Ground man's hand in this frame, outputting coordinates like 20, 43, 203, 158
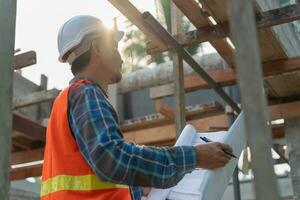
142, 187, 151, 196
195, 142, 233, 169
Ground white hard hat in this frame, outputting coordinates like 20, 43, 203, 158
57, 15, 124, 64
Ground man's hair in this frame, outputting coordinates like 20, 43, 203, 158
71, 49, 91, 76
70, 37, 102, 76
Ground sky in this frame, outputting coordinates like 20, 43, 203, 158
15, 0, 156, 89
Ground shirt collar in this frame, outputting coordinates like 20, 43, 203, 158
69, 76, 109, 98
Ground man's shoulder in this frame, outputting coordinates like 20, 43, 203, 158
68, 80, 105, 103
69, 80, 95, 94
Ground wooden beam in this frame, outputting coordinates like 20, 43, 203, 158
8, 121, 286, 168
122, 102, 224, 132
123, 114, 228, 145
269, 101, 300, 120
108, 0, 167, 50
147, 4, 300, 54
8, 122, 287, 181
171, 0, 235, 67
147, 24, 228, 55
12, 137, 36, 150
201, 0, 287, 63
0, 0, 17, 198
256, 4, 300, 28
171, 2, 186, 137
143, 11, 241, 113
272, 125, 285, 139
14, 51, 37, 70
10, 164, 42, 180
154, 99, 175, 121
8, 100, 300, 180
123, 99, 297, 146
150, 57, 300, 99
150, 68, 236, 99
13, 114, 46, 142
11, 148, 44, 165
13, 89, 59, 109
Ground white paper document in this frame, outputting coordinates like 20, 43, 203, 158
147, 112, 246, 200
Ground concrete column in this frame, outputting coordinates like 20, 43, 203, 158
285, 118, 300, 199
0, 0, 17, 199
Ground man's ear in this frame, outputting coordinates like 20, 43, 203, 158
91, 40, 102, 57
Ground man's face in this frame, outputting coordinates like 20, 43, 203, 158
97, 31, 123, 84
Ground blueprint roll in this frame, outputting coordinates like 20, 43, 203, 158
147, 125, 198, 200
147, 112, 246, 200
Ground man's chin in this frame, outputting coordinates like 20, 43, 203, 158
110, 73, 122, 84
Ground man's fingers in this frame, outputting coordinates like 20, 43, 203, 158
220, 143, 233, 153
220, 151, 232, 160
219, 157, 230, 167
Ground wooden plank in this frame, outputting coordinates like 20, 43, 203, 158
150, 68, 235, 99
12, 137, 36, 150
256, 4, 300, 28
13, 89, 59, 109
154, 99, 175, 121
108, 0, 167, 50
150, 57, 300, 99
12, 114, 46, 142
8, 120, 286, 168
201, 0, 287, 62
269, 101, 300, 120
272, 125, 285, 139
7, 122, 286, 181
172, 0, 235, 67
148, 4, 300, 54
171, 2, 186, 137
123, 115, 228, 145
11, 148, 44, 165
14, 51, 37, 70
265, 71, 300, 97
122, 102, 224, 132
7, 100, 300, 180
0, 0, 17, 198
228, 0, 280, 198
142, 11, 241, 113
10, 164, 42, 180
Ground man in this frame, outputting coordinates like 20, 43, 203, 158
41, 15, 233, 200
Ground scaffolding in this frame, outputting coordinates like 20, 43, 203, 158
1, 0, 300, 199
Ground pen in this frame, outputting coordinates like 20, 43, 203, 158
199, 136, 237, 158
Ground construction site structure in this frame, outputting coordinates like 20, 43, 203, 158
1, 0, 300, 199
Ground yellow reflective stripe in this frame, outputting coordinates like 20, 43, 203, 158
40, 174, 129, 197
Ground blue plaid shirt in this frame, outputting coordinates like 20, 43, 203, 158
68, 78, 197, 200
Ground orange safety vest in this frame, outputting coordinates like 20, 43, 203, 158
41, 80, 131, 200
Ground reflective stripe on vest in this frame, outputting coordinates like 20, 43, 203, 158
41, 174, 129, 197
